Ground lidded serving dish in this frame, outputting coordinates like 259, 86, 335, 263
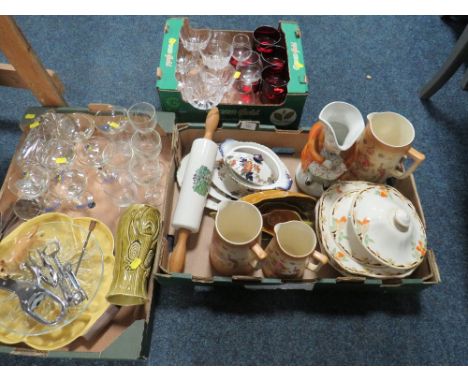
316, 181, 427, 279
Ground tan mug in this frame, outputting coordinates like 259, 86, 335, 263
209, 201, 267, 276
350, 112, 425, 183
262, 220, 328, 279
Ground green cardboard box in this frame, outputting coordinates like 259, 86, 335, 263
156, 17, 309, 129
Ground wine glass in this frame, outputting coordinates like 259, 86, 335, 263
127, 102, 157, 133
179, 23, 212, 57
57, 113, 96, 143
95, 106, 130, 138
102, 172, 137, 208
230, 33, 252, 67
131, 130, 162, 159
75, 135, 110, 183
49, 169, 88, 202
41, 138, 75, 172
8, 164, 49, 201
102, 139, 133, 181
15, 132, 45, 169
129, 156, 163, 206
235, 53, 263, 94
200, 40, 233, 71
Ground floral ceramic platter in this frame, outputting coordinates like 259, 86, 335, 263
316, 181, 414, 278
216, 139, 292, 198
350, 185, 427, 270
332, 190, 383, 266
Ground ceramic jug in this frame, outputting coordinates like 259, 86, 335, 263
349, 112, 425, 183
296, 101, 365, 197
209, 200, 267, 276
262, 220, 328, 279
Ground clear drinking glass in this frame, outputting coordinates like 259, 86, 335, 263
102, 139, 133, 181
15, 132, 45, 168
49, 169, 88, 201
102, 172, 137, 208
181, 70, 225, 110
75, 135, 110, 183
58, 113, 96, 143
127, 102, 157, 133
41, 138, 75, 171
179, 23, 212, 56
200, 40, 233, 71
230, 33, 252, 67
131, 130, 162, 159
95, 106, 130, 137
8, 164, 49, 200
235, 53, 263, 94
129, 156, 163, 206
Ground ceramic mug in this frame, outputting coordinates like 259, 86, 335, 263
209, 201, 267, 276
262, 220, 328, 279
349, 112, 425, 183
106, 204, 161, 306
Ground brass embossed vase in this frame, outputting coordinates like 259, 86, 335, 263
106, 204, 161, 306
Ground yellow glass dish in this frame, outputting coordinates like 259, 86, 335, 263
0, 214, 114, 351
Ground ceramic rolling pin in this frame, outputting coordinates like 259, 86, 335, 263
169, 107, 220, 273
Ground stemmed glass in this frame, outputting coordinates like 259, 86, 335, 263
230, 34, 252, 67
75, 135, 110, 183
4, 165, 51, 235
127, 102, 157, 133
40, 138, 75, 172
95, 106, 130, 138
57, 113, 96, 143
200, 40, 233, 71
131, 130, 162, 159
235, 52, 263, 94
179, 23, 212, 58
129, 156, 164, 207
101, 140, 137, 208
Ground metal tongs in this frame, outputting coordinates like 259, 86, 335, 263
0, 240, 88, 326
0, 277, 67, 326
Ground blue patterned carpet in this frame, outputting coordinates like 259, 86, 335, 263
0, 16, 467, 365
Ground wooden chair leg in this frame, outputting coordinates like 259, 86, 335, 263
419, 25, 468, 99
0, 16, 67, 107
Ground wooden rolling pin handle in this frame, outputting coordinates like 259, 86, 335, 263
168, 228, 190, 273
203, 107, 220, 141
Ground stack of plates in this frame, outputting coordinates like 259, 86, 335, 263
316, 181, 427, 279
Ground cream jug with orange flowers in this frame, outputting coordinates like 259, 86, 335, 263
349, 112, 425, 183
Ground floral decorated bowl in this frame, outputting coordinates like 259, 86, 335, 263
220, 139, 292, 194
224, 145, 279, 189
